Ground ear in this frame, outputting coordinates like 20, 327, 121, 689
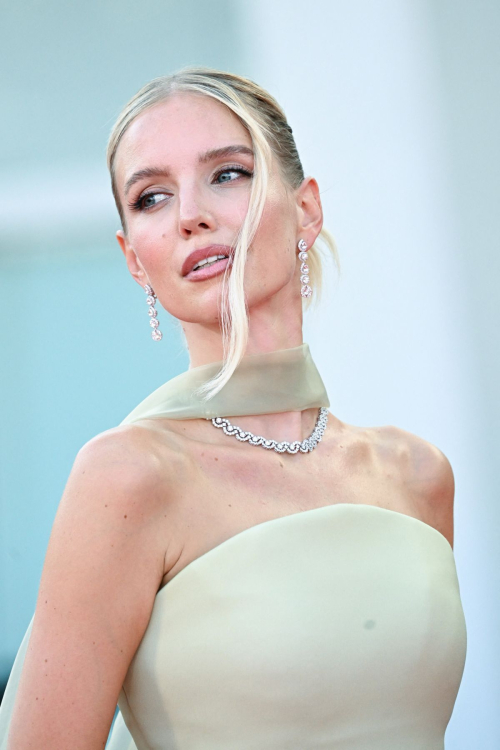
295, 176, 323, 248
116, 230, 149, 288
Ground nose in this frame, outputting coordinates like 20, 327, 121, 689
178, 185, 217, 239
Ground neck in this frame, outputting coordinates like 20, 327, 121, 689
181, 288, 304, 368
181, 308, 310, 440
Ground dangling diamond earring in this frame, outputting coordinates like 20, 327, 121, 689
144, 284, 163, 341
298, 239, 312, 298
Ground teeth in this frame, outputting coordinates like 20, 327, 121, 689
192, 254, 228, 272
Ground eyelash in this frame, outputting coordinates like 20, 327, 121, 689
127, 165, 253, 212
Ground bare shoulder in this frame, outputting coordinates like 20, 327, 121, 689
372, 424, 455, 547
63, 423, 171, 535
81, 417, 185, 474
77, 417, 193, 498
379, 424, 455, 497
67, 419, 193, 560
7, 421, 183, 748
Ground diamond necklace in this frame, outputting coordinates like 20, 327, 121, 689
206, 407, 329, 454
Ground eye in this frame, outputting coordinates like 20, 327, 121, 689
128, 191, 170, 212
142, 193, 168, 208
213, 166, 253, 184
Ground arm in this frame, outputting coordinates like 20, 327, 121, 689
6, 426, 171, 749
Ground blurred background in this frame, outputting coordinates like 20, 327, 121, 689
0, 0, 498, 747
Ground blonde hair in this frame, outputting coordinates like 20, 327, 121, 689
106, 66, 340, 401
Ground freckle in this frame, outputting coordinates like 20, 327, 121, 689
36, 697, 38, 700
214, 457, 218, 461
124, 514, 127, 518
105, 504, 108, 507
45, 659, 48, 662
45, 600, 47, 604
228, 504, 232, 507
279, 461, 283, 468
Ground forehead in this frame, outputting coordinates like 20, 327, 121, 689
114, 92, 252, 186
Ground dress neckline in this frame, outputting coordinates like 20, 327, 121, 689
156, 503, 455, 596
120, 342, 330, 424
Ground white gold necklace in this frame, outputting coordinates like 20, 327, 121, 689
207, 407, 328, 454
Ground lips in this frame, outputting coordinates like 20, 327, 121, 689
182, 244, 234, 279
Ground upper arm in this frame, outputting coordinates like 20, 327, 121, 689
393, 426, 456, 548
8, 426, 171, 749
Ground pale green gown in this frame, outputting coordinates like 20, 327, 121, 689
0, 344, 467, 749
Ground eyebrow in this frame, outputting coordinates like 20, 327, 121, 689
124, 144, 254, 196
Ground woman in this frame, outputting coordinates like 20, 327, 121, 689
0, 67, 466, 749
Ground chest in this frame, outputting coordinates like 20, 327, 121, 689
161, 428, 411, 585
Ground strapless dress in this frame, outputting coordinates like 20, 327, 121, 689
104, 502, 466, 750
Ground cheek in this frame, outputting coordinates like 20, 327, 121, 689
126, 217, 174, 273
256, 189, 296, 261
244, 196, 297, 300
217, 191, 252, 236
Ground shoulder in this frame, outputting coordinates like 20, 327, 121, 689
371, 425, 455, 547
50, 421, 189, 568
381, 425, 454, 494
53, 422, 179, 575
42, 421, 191, 654
9, 422, 185, 747
76, 419, 189, 494
372, 425, 453, 485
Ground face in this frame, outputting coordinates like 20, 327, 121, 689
114, 92, 320, 327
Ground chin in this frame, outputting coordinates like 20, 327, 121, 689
168, 301, 224, 328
